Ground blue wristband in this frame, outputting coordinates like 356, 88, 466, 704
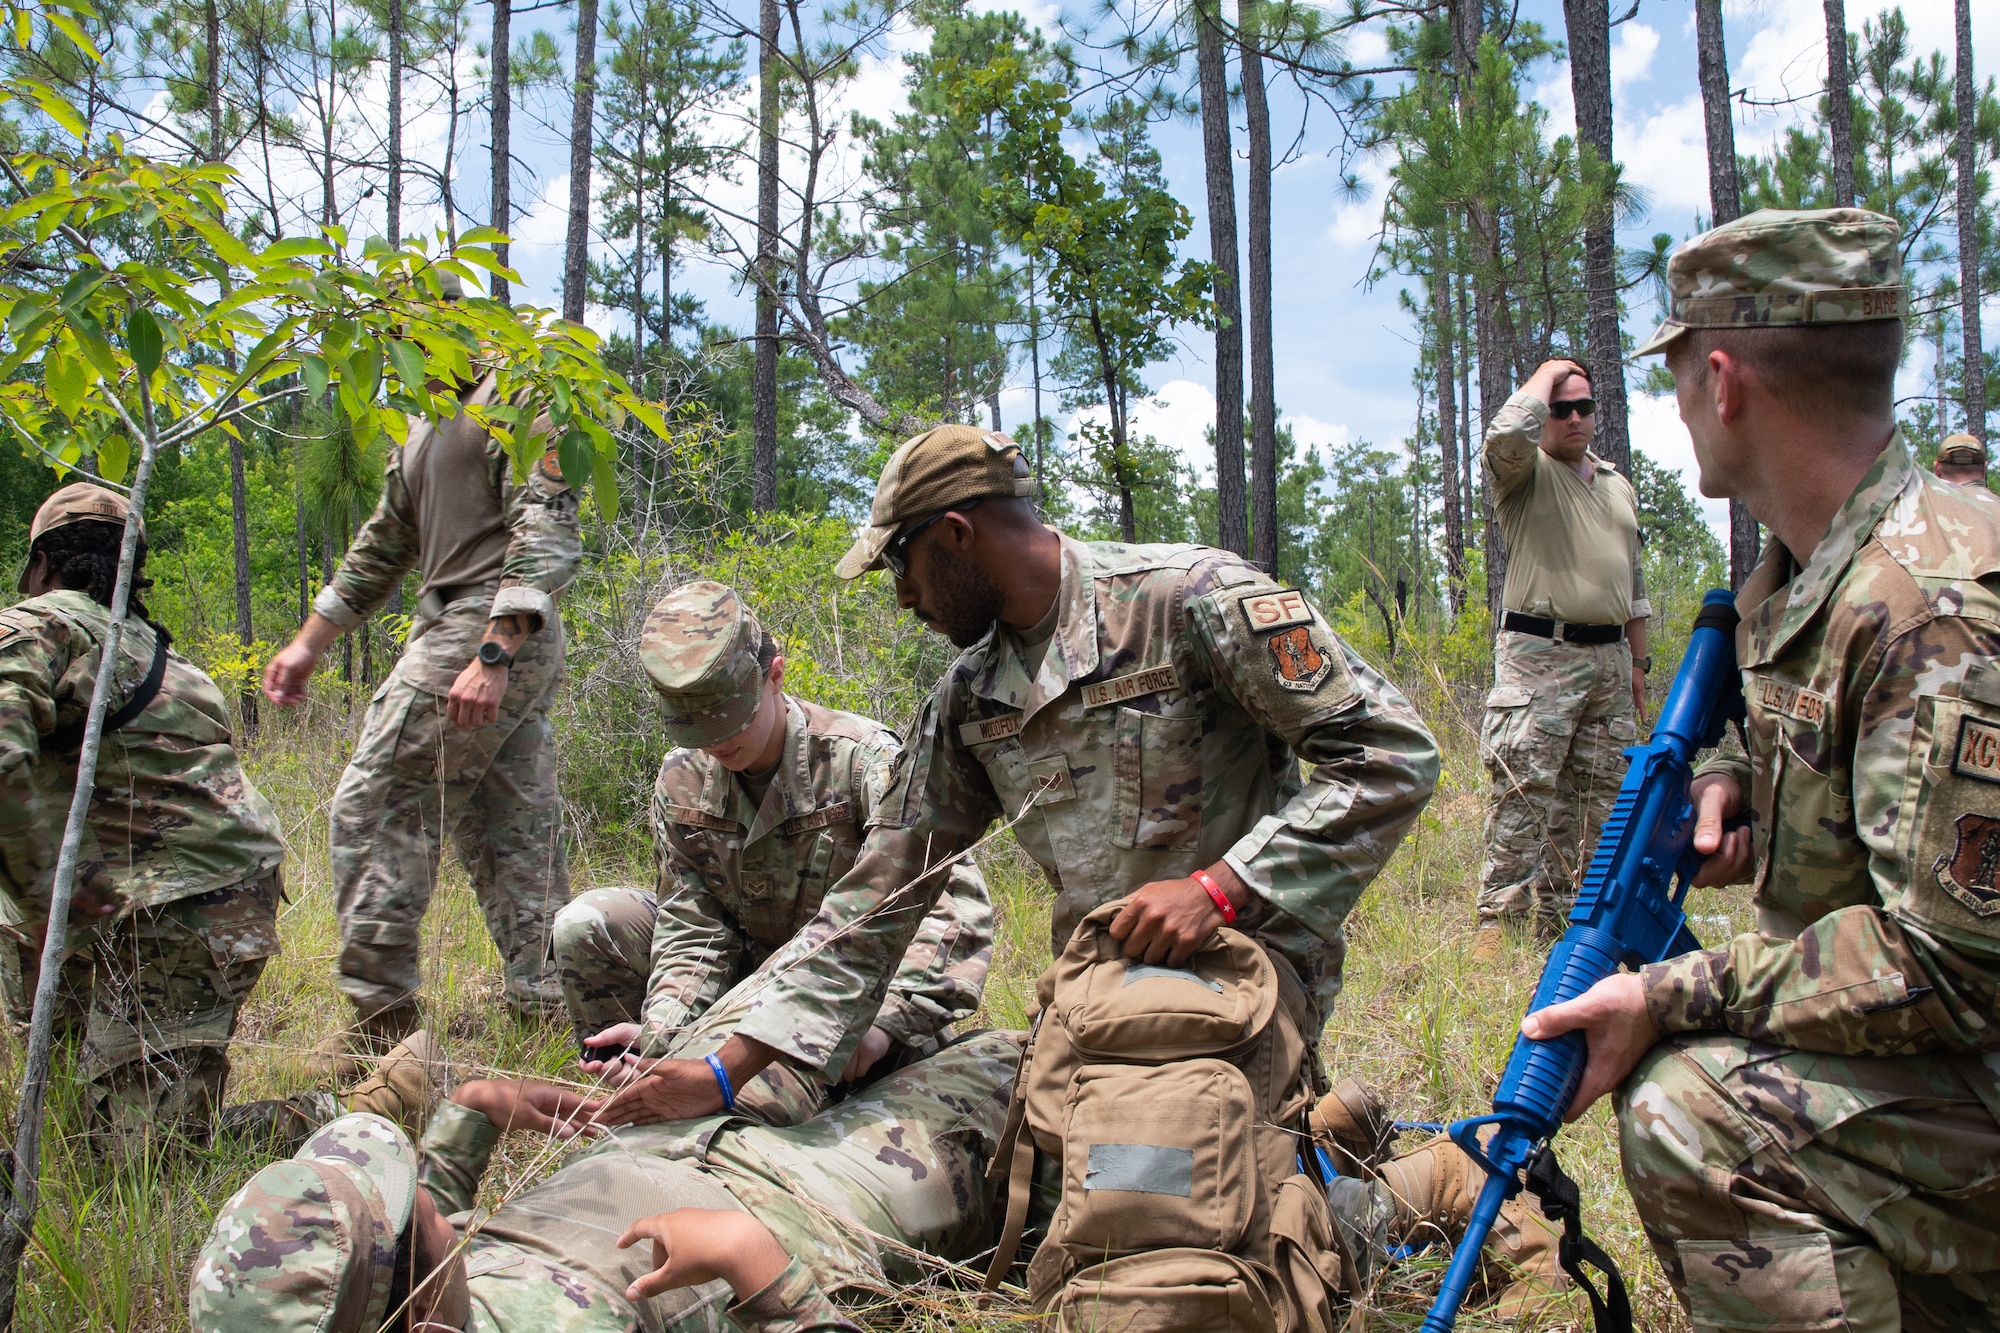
703, 1052, 736, 1110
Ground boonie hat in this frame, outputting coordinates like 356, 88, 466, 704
18, 482, 142, 593
1636, 207, 1906, 357
1939, 432, 1987, 465
834, 424, 1035, 579
639, 580, 771, 748
188, 1113, 419, 1333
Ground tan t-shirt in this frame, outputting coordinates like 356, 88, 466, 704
1483, 390, 1650, 625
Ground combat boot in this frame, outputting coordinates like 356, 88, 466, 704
300, 1000, 422, 1084
1375, 1133, 1566, 1320
338, 1030, 447, 1136
1468, 926, 1506, 964
1309, 1077, 1395, 1175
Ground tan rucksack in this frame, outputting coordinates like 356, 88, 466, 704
984, 901, 1359, 1332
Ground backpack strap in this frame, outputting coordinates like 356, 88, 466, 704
980, 1040, 1037, 1297
45, 618, 172, 754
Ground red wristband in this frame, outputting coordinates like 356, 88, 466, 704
1191, 867, 1236, 924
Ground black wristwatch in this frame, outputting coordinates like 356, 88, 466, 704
477, 640, 516, 669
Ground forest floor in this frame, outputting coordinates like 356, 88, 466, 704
1, 696, 1742, 1332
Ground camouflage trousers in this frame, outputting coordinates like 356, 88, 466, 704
330, 627, 570, 1017
1619, 1033, 2000, 1332
3, 871, 280, 1156
552, 886, 830, 1127
1478, 630, 1639, 929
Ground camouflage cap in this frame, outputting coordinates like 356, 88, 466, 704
640, 580, 771, 748
189, 1113, 419, 1333
19, 482, 144, 593
1635, 207, 1906, 357
1939, 432, 1987, 465
834, 424, 1035, 579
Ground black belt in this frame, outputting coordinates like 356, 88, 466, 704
1502, 611, 1624, 645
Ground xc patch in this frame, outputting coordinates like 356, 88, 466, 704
1269, 626, 1334, 693
1934, 812, 2000, 916
1953, 716, 2000, 786
1238, 587, 1314, 634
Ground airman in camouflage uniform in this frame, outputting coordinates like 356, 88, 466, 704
1479, 359, 1651, 950
262, 371, 581, 1053
0, 485, 286, 1153
1530, 209, 2000, 1332
608, 424, 1437, 1115
553, 580, 990, 1125
188, 1029, 1027, 1333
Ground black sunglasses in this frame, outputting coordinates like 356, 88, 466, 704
882, 498, 983, 579
1549, 397, 1597, 420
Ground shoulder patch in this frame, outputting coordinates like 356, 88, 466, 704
536, 446, 572, 490
1267, 626, 1336, 693
1934, 812, 2000, 916
1237, 587, 1315, 635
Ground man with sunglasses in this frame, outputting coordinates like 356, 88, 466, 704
1474, 357, 1650, 962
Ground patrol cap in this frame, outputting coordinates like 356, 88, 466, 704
1635, 207, 1906, 357
639, 580, 771, 748
18, 482, 143, 593
188, 1113, 419, 1333
834, 424, 1035, 580
1939, 432, 1987, 465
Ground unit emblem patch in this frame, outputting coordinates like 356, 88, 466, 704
1269, 626, 1334, 693
1238, 587, 1315, 635
1935, 812, 2000, 916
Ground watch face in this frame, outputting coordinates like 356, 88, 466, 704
479, 641, 506, 665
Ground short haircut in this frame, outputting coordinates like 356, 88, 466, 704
384, 1221, 416, 1331
1682, 321, 1902, 426
755, 629, 778, 674
29, 518, 152, 618
1555, 360, 1593, 394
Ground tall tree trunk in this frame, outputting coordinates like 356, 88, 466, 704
205, 0, 223, 158
490, 0, 511, 304
387, 0, 403, 241
633, 66, 647, 382
1458, 265, 1472, 539
1696, 0, 1739, 227
1241, 0, 1276, 571
1825, 0, 1856, 207
563, 0, 598, 323
1698, 0, 1760, 586
752, 0, 780, 512
1476, 280, 1511, 619
203, 0, 255, 666
1196, 0, 1246, 556
1435, 251, 1465, 614
1029, 250, 1044, 494
1564, 0, 1630, 474
1957, 0, 1986, 438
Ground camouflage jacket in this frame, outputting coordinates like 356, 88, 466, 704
733, 536, 1440, 1074
0, 590, 285, 916
312, 374, 580, 667
643, 696, 992, 1051
1650, 435, 2000, 1091
416, 1030, 1022, 1332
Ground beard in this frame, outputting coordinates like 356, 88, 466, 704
925, 543, 1007, 648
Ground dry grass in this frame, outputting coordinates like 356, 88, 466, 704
0, 675, 1738, 1332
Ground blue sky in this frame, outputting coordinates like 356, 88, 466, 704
418, 0, 1999, 542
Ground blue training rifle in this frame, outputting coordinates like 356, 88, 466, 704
1419, 589, 1747, 1333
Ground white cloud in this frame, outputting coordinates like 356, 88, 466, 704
1283, 412, 1351, 457
1066, 379, 1220, 477
1628, 390, 1729, 545
1323, 152, 1390, 250
1618, 93, 1710, 227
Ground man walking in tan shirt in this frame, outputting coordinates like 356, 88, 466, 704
1474, 358, 1649, 960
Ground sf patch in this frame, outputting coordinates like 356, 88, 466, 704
1934, 812, 2000, 916
1238, 587, 1314, 635
1269, 625, 1334, 693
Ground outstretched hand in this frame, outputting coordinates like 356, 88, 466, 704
451, 1078, 606, 1139
1517, 972, 1660, 1120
